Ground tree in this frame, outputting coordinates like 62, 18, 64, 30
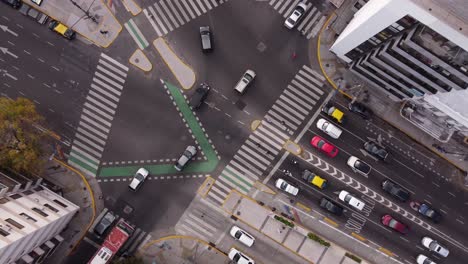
0, 97, 48, 175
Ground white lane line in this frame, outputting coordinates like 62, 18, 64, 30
432, 182, 440, 187
23, 50, 31, 55
448, 192, 456, 197
37, 58, 45, 63
439, 209, 447, 214
399, 236, 409, 243
456, 219, 464, 224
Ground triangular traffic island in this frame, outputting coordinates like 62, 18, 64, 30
98, 81, 219, 177
129, 49, 152, 72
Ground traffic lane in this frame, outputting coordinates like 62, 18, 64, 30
62, 239, 97, 264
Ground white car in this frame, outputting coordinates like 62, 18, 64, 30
128, 168, 149, 191
316, 118, 342, 139
228, 248, 255, 264
284, 2, 308, 29
230, 226, 255, 247
421, 237, 449, 257
174, 146, 197, 171
347, 156, 372, 176
338, 190, 365, 211
275, 178, 299, 196
234, 69, 256, 94
416, 254, 436, 264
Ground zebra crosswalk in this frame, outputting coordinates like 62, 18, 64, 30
269, 0, 328, 39
68, 53, 129, 177
205, 66, 326, 205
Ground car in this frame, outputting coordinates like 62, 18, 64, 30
94, 211, 116, 237
2, 0, 22, 9
275, 178, 299, 196
128, 168, 149, 191
27, 8, 39, 20
48, 20, 76, 40
381, 180, 410, 202
234, 69, 256, 94
284, 2, 308, 29
322, 103, 345, 123
189, 83, 210, 109
348, 102, 372, 119
230, 226, 255, 247
19, 3, 30, 15
421, 237, 449, 257
364, 141, 388, 161
416, 254, 436, 264
228, 248, 255, 264
310, 136, 339, 157
347, 156, 371, 176
199, 26, 212, 51
36, 12, 49, 25
316, 118, 342, 139
410, 201, 442, 223
338, 190, 365, 211
302, 170, 328, 189
174, 146, 197, 171
381, 214, 409, 234
319, 197, 343, 215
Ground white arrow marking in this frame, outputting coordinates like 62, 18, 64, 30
1, 69, 17, 81
0, 47, 18, 59
0, 24, 18, 37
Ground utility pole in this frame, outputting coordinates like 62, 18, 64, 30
69, 0, 99, 24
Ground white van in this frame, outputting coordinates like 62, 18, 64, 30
235, 69, 256, 94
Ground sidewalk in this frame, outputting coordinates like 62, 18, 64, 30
42, 158, 104, 264
222, 190, 400, 264
316, 10, 468, 176
27, 0, 121, 48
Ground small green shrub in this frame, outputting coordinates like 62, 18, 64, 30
274, 215, 295, 228
345, 252, 362, 263
307, 232, 330, 247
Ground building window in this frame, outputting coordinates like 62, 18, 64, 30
0, 228, 10, 237
53, 199, 68, 208
44, 203, 59, 213
5, 218, 24, 229
20, 213, 37, 222
32, 208, 49, 217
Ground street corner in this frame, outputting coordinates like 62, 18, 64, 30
121, 0, 142, 16
153, 38, 196, 90
129, 49, 153, 72
283, 140, 302, 155
250, 120, 262, 131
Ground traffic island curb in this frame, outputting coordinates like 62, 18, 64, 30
129, 49, 152, 72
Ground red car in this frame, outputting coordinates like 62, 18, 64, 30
311, 136, 339, 157
381, 214, 409, 234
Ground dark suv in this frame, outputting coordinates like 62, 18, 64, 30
364, 141, 388, 161
189, 83, 210, 109
2, 0, 22, 9
94, 211, 116, 237
382, 180, 410, 202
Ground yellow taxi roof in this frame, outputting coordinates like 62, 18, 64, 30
54, 23, 69, 34
312, 176, 326, 187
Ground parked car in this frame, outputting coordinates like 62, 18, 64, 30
310, 135, 338, 157
381, 180, 410, 202
410, 201, 442, 223
302, 169, 328, 189
316, 118, 342, 139
322, 103, 344, 123
421, 237, 449, 257
36, 12, 49, 25
319, 197, 343, 216
230, 226, 255, 247
416, 254, 436, 264
338, 190, 365, 211
128, 168, 149, 191
190, 83, 210, 109
348, 102, 372, 119
94, 211, 116, 237
284, 2, 308, 29
27, 8, 39, 20
381, 214, 409, 234
49, 20, 76, 40
275, 178, 299, 196
199, 26, 212, 52
234, 69, 256, 94
19, 3, 30, 15
364, 141, 388, 161
2, 0, 22, 9
174, 146, 197, 171
228, 248, 255, 264
347, 156, 371, 176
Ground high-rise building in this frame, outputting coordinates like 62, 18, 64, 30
330, 0, 468, 142
0, 171, 79, 264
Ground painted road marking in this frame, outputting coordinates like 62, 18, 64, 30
124, 19, 149, 50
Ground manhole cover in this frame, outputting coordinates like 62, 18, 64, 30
235, 100, 246, 110
257, 42, 267, 52
123, 205, 133, 214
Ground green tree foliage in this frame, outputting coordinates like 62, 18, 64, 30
0, 97, 47, 174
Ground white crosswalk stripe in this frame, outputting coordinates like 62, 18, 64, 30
68, 53, 128, 177
205, 65, 327, 206
144, 0, 230, 37
124, 19, 150, 50
268, 0, 327, 39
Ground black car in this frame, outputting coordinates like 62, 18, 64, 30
319, 197, 343, 216
348, 102, 372, 119
382, 180, 410, 202
94, 211, 116, 237
189, 83, 210, 109
2, 0, 22, 9
364, 141, 388, 161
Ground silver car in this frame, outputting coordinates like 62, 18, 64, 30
94, 211, 116, 237
175, 146, 197, 171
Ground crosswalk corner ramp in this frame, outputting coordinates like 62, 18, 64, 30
283, 140, 302, 155
250, 120, 262, 131
197, 176, 215, 197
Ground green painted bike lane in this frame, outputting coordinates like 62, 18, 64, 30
99, 82, 219, 177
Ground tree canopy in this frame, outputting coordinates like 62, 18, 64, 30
0, 97, 47, 175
